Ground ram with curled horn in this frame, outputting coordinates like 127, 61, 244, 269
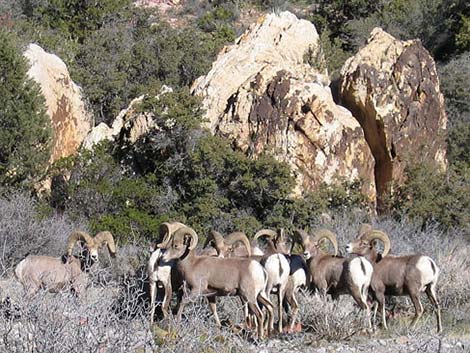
156, 221, 188, 249
252, 228, 308, 333
346, 224, 442, 333
66, 230, 116, 263
160, 225, 274, 338
293, 228, 373, 328
14, 230, 117, 298
148, 221, 188, 322
202, 230, 252, 257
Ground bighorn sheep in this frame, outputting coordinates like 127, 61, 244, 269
202, 230, 252, 257
67, 230, 116, 264
253, 229, 307, 332
148, 222, 187, 322
15, 230, 116, 296
294, 229, 373, 327
206, 229, 291, 333
346, 224, 442, 332
15, 255, 86, 296
161, 225, 274, 338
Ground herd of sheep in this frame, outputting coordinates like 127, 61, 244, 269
13, 222, 442, 339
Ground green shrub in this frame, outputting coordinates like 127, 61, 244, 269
0, 30, 51, 187
23, 0, 133, 43
74, 21, 226, 124
439, 52, 470, 126
456, 15, 470, 51
318, 28, 350, 79
347, 0, 470, 58
391, 161, 469, 229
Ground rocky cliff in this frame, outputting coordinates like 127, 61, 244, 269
192, 11, 375, 198
25, 44, 93, 164
339, 28, 447, 211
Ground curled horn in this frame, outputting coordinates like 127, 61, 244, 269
292, 229, 311, 250
359, 223, 373, 238
225, 231, 252, 257
312, 229, 338, 256
158, 222, 184, 248
363, 230, 391, 257
254, 229, 277, 241
203, 230, 225, 252
173, 226, 199, 250
67, 231, 94, 256
278, 228, 286, 242
94, 231, 117, 257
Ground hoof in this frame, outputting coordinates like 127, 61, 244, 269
282, 323, 302, 333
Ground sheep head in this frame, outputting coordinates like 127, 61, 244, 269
161, 226, 198, 261
293, 228, 338, 260
157, 221, 188, 249
202, 230, 226, 257
224, 231, 251, 257
67, 231, 116, 262
254, 228, 291, 254
346, 224, 391, 257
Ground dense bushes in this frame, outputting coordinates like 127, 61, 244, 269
0, 0, 468, 235
56, 87, 375, 243
0, 30, 51, 187
74, 21, 229, 124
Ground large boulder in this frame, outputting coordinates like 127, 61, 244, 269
25, 44, 93, 164
192, 11, 375, 198
339, 28, 447, 212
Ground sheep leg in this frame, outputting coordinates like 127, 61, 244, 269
162, 280, 172, 318
239, 297, 252, 329
257, 291, 274, 337
425, 284, 442, 333
264, 282, 274, 333
283, 289, 299, 332
277, 285, 284, 333
247, 301, 264, 339
207, 295, 221, 327
149, 280, 157, 323
409, 292, 424, 329
176, 287, 199, 322
351, 286, 371, 329
375, 292, 388, 330
370, 300, 378, 328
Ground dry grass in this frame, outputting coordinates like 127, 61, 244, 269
0, 194, 468, 352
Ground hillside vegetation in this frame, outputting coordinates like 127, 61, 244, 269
0, 1, 469, 352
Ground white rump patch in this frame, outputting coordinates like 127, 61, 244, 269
249, 260, 267, 292
416, 256, 439, 291
350, 257, 373, 288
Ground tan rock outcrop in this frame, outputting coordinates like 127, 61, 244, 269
339, 28, 447, 212
83, 96, 143, 149
83, 86, 173, 149
192, 11, 375, 198
25, 44, 93, 164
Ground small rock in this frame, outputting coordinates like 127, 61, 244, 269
395, 336, 409, 344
